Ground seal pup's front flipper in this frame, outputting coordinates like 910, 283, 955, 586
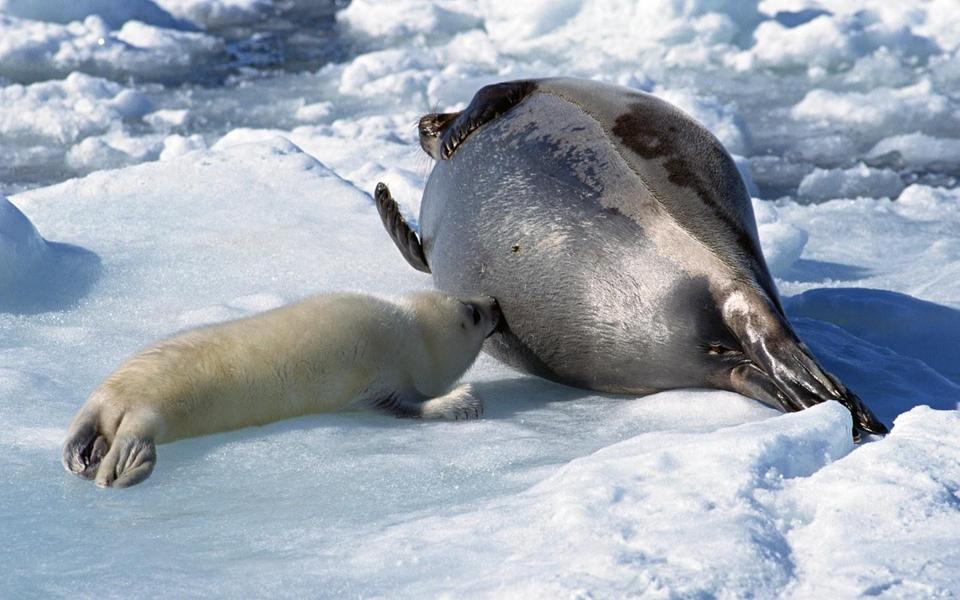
374, 182, 431, 273
374, 384, 483, 420
62, 402, 108, 479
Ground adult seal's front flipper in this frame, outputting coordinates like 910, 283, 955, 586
438, 80, 538, 159
374, 182, 430, 274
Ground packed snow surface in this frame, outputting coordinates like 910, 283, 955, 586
2, 0, 959, 597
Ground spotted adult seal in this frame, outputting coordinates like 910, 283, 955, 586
375, 78, 887, 438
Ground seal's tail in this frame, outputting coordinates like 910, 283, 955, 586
722, 289, 888, 440
62, 401, 108, 480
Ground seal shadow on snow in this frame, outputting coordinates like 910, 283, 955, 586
471, 376, 594, 419
0, 242, 102, 315
786, 287, 960, 425
781, 259, 871, 283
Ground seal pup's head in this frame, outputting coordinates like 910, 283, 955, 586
403, 292, 501, 393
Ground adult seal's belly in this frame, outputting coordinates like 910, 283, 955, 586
374, 77, 888, 439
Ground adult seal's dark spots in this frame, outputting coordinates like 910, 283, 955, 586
375, 77, 888, 440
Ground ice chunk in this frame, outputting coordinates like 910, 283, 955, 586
743, 12, 938, 73
868, 133, 960, 170
790, 80, 952, 140
0, 73, 150, 143
0, 14, 224, 84
338, 0, 482, 41
152, 0, 270, 29
144, 108, 190, 131
0, 0, 186, 29
753, 198, 808, 274
797, 163, 904, 201
293, 100, 333, 123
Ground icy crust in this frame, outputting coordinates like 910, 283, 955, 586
0, 14, 223, 84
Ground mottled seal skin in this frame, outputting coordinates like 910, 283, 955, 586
375, 78, 887, 438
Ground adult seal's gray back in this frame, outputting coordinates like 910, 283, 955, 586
375, 77, 887, 439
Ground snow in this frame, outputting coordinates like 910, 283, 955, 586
2, 0, 960, 596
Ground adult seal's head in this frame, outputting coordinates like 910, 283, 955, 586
374, 77, 887, 440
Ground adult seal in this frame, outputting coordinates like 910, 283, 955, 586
375, 77, 887, 438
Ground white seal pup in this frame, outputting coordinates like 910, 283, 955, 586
375, 77, 887, 439
62, 291, 501, 488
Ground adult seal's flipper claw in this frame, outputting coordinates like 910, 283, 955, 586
374, 182, 430, 273
439, 80, 537, 159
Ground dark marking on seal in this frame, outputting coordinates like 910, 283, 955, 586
610, 104, 779, 308
439, 80, 538, 159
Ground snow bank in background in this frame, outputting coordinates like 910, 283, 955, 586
0, 0, 184, 28
0, 14, 223, 83
0, 73, 150, 143
797, 163, 904, 201
153, 0, 268, 28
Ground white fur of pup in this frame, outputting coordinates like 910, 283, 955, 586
61, 291, 500, 488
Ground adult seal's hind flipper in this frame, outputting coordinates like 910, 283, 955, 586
374, 182, 430, 273
720, 290, 888, 438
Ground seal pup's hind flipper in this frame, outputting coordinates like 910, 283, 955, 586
438, 80, 537, 159
374, 182, 431, 273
